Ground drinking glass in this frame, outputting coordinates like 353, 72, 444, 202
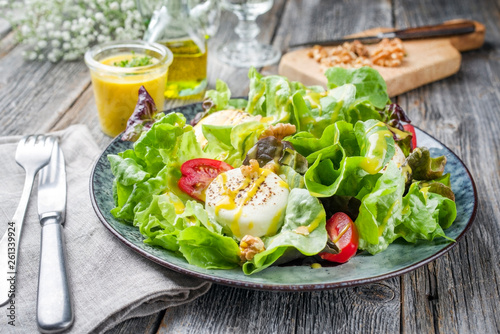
218, 0, 281, 67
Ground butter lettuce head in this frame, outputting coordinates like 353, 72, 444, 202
107, 67, 457, 275
286, 119, 395, 198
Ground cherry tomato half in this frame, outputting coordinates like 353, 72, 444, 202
178, 158, 233, 201
319, 212, 359, 264
403, 123, 417, 150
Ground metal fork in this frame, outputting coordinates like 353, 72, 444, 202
0, 135, 56, 307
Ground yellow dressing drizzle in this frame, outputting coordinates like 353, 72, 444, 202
359, 122, 393, 174
214, 168, 276, 239
306, 214, 324, 233
277, 178, 289, 189
266, 208, 284, 236
378, 200, 400, 236
172, 198, 185, 215
420, 186, 430, 199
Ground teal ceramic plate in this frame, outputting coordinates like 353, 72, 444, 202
90, 103, 478, 291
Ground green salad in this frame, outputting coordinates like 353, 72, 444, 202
108, 67, 457, 275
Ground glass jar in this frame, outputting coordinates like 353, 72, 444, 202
85, 40, 173, 137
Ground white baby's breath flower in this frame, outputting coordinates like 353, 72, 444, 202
95, 12, 105, 22
62, 21, 71, 30
28, 51, 37, 60
37, 39, 47, 48
47, 52, 58, 63
2, 0, 146, 62
61, 31, 71, 42
97, 34, 107, 43
20, 25, 31, 35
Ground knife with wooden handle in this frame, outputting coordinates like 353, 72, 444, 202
36, 139, 74, 333
289, 20, 477, 48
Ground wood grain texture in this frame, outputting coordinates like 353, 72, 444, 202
105, 312, 165, 334
0, 43, 90, 135
0, 18, 10, 40
394, 0, 500, 333
160, 280, 400, 334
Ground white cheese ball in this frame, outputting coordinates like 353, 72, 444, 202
205, 168, 289, 240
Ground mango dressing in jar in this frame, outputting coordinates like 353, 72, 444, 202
85, 41, 173, 137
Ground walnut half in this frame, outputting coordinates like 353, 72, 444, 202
239, 235, 266, 261
259, 123, 296, 141
240, 159, 260, 178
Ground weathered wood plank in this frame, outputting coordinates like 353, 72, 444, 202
0, 43, 90, 135
160, 280, 400, 334
0, 18, 10, 40
394, 0, 500, 333
0, 31, 17, 60
105, 312, 165, 334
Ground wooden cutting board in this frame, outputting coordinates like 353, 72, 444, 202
278, 20, 485, 97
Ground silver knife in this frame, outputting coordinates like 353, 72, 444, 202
36, 139, 74, 333
289, 20, 476, 48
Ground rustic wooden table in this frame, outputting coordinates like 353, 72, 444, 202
1, 0, 499, 333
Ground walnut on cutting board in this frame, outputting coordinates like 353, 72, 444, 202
307, 38, 405, 70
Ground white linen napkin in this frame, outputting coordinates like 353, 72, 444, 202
0, 125, 211, 333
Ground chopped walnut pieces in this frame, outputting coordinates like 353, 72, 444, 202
239, 235, 265, 261
240, 159, 260, 178
370, 38, 405, 67
308, 38, 405, 70
259, 123, 297, 141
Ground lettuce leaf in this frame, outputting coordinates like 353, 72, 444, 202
246, 69, 295, 124
204, 79, 231, 113
286, 119, 394, 198
356, 161, 405, 254
325, 66, 390, 109
122, 86, 163, 142
108, 154, 150, 186
355, 163, 457, 255
407, 147, 447, 180
178, 226, 241, 270
395, 182, 456, 243
110, 112, 205, 221
203, 120, 265, 166
242, 188, 327, 274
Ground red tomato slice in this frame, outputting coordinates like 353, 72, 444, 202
403, 123, 417, 150
319, 212, 359, 264
178, 158, 233, 201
